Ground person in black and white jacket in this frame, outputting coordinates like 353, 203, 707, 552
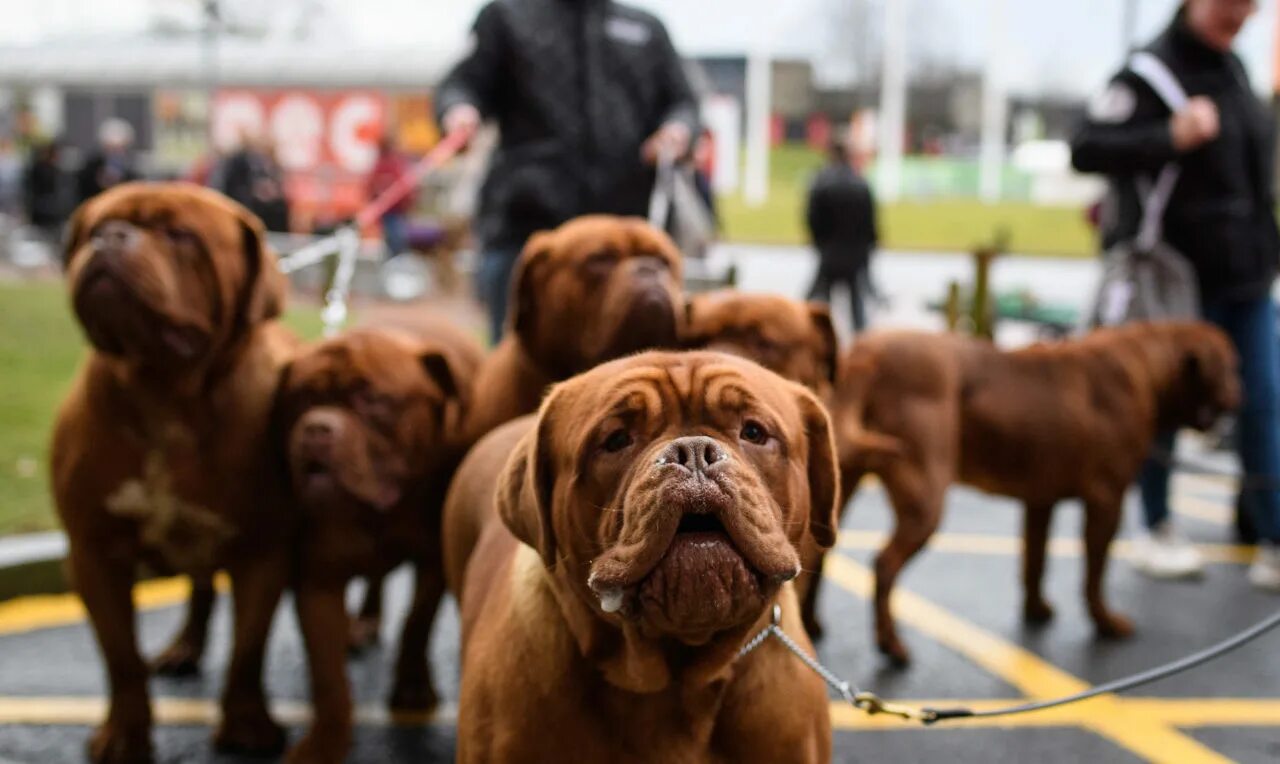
1072, 0, 1280, 590
435, 0, 700, 345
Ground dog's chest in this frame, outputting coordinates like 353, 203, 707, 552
106, 422, 239, 573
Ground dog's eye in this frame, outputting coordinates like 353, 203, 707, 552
583, 252, 617, 277
602, 429, 633, 453
740, 420, 770, 445
166, 227, 199, 246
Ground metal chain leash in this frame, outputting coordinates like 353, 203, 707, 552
742, 602, 1280, 725
738, 605, 932, 722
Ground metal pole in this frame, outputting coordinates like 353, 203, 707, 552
744, 50, 772, 207
877, 0, 908, 203
978, 0, 1007, 204
1122, 0, 1139, 54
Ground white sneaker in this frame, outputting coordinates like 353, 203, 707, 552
1248, 544, 1280, 592
1132, 522, 1205, 580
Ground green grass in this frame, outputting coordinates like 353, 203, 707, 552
0, 281, 324, 536
719, 145, 1096, 257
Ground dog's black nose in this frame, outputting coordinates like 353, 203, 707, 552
303, 419, 334, 442
657, 436, 729, 474
92, 220, 141, 256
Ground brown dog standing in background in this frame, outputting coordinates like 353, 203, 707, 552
444, 351, 837, 763
828, 322, 1240, 664
52, 183, 296, 762
464, 215, 685, 442
277, 323, 482, 763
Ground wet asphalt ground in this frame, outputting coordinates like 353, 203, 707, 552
0, 471, 1277, 763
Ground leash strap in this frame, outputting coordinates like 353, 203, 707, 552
748, 602, 1280, 725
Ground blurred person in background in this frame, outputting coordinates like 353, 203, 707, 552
367, 135, 417, 259
218, 132, 291, 232
805, 136, 879, 333
0, 137, 22, 219
76, 118, 138, 204
1071, 0, 1280, 590
436, 0, 700, 344
22, 139, 70, 247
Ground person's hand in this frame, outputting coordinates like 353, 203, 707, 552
1170, 96, 1220, 152
643, 123, 691, 164
443, 103, 482, 146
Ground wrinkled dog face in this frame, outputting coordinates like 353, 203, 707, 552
64, 182, 282, 367
684, 291, 839, 393
500, 351, 839, 644
281, 330, 460, 514
512, 216, 684, 376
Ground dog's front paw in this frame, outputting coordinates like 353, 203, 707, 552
214, 707, 286, 756
390, 675, 440, 714
347, 615, 381, 654
88, 721, 153, 764
1093, 611, 1135, 640
876, 633, 912, 667
1023, 598, 1056, 625
150, 640, 202, 677
287, 733, 347, 764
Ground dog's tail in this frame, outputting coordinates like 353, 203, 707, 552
833, 346, 906, 470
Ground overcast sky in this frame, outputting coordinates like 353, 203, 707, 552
2, 0, 1276, 96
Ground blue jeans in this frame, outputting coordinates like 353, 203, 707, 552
476, 247, 521, 346
381, 213, 408, 259
1139, 297, 1280, 542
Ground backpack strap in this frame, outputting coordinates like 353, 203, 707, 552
1127, 51, 1188, 252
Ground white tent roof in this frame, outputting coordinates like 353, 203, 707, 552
0, 35, 459, 89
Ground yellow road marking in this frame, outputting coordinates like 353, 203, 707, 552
0, 575, 228, 637
837, 530, 1255, 565
822, 554, 1238, 763
1173, 494, 1234, 526
0, 696, 458, 727
1, 694, 1275, 734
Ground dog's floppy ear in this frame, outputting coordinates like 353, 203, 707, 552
62, 198, 96, 269
497, 390, 561, 567
235, 210, 287, 329
509, 230, 555, 344
795, 387, 841, 548
419, 344, 471, 408
806, 302, 840, 384
680, 294, 707, 348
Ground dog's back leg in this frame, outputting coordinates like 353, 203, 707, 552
875, 463, 946, 667
151, 574, 216, 676
1083, 497, 1134, 640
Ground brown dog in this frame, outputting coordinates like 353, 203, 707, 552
445, 351, 838, 763
464, 215, 684, 441
52, 182, 295, 762
827, 322, 1240, 664
277, 322, 481, 763
683, 290, 840, 397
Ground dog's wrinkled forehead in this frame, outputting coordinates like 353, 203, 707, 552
547, 216, 680, 267
288, 332, 425, 399
75, 183, 246, 259
552, 352, 793, 443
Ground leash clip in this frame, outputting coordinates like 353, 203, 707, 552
853, 692, 934, 723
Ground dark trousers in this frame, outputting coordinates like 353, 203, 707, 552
1139, 296, 1280, 542
476, 246, 522, 346
807, 262, 867, 333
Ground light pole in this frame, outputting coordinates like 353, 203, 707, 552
877, 0, 908, 203
1122, 0, 1139, 53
